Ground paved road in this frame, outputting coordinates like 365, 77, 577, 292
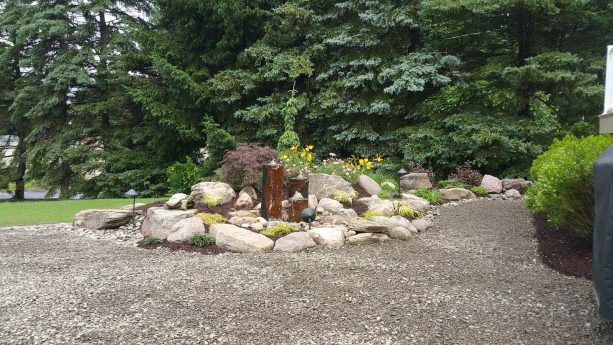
0, 190, 57, 200
0, 200, 610, 344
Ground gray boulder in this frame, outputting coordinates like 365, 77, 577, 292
215, 225, 274, 253
439, 188, 476, 201
234, 191, 253, 210
165, 193, 189, 208
191, 182, 236, 204
388, 227, 413, 241
356, 174, 382, 196
167, 217, 206, 242
400, 193, 431, 212
356, 196, 395, 216
411, 218, 433, 232
501, 178, 531, 191
504, 189, 522, 200
141, 207, 198, 239
273, 232, 317, 252
308, 174, 356, 200
349, 219, 389, 233
239, 187, 258, 201
318, 198, 344, 214
399, 173, 432, 191
73, 209, 133, 230
308, 227, 345, 249
481, 175, 502, 194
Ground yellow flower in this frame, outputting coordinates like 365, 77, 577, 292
366, 162, 373, 170
291, 145, 298, 151
364, 158, 369, 163
307, 153, 313, 161
301, 151, 306, 158
280, 155, 288, 160
307, 145, 314, 150
359, 159, 365, 165
374, 154, 383, 162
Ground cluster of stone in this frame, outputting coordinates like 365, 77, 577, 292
70, 171, 527, 254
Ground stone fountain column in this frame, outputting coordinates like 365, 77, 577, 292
260, 161, 284, 220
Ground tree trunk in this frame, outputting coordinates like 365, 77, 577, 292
12, 139, 26, 200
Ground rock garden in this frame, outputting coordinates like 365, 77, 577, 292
73, 161, 530, 254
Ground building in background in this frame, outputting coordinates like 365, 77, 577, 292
0, 135, 18, 166
600, 45, 613, 133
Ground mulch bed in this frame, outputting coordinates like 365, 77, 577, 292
533, 214, 592, 280
137, 240, 227, 255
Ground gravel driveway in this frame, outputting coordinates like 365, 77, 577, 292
1, 199, 611, 344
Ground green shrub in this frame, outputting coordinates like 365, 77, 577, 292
414, 188, 442, 205
202, 195, 221, 207
261, 224, 297, 237
378, 181, 398, 199
332, 190, 357, 204
363, 211, 384, 219
470, 186, 489, 197
438, 179, 466, 189
525, 134, 613, 238
144, 236, 163, 245
188, 233, 215, 247
195, 212, 227, 225
392, 201, 421, 219
201, 118, 238, 176
166, 156, 200, 194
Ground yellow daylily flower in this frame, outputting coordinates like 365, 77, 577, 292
374, 154, 383, 162
301, 151, 306, 158
291, 145, 298, 151
307, 145, 314, 150
307, 153, 313, 161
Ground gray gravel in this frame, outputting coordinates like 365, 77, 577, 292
1, 199, 611, 344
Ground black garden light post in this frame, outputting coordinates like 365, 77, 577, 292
124, 189, 138, 224
397, 168, 407, 196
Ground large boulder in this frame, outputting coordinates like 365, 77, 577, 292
165, 193, 189, 208
356, 196, 395, 216
317, 198, 344, 214
73, 209, 133, 230
400, 193, 430, 212
481, 175, 502, 194
273, 232, 317, 252
308, 227, 345, 249
439, 188, 476, 201
501, 178, 531, 191
141, 207, 198, 239
167, 217, 206, 243
348, 219, 389, 233
309, 174, 356, 200
368, 216, 417, 234
356, 175, 382, 196
191, 182, 236, 205
347, 233, 389, 245
215, 225, 274, 253
388, 227, 413, 241
399, 173, 432, 191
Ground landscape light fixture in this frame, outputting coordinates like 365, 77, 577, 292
397, 168, 407, 196
124, 189, 139, 224
300, 208, 316, 230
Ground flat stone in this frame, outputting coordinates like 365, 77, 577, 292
357, 174, 382, 196
356, 196, 395, 216
439, 188, 476, 201
191, 182, 236, 204
120, 203, 145, 211
308, 227, 345, 249
141, 207, 198, 239
167, 217, 206, 242
481, 175, 502, 194
165, 193, 189, 208
228, 216, 259, 226
309, 174, 356, 200
215, 225, 274, 253
317, 215, 352, 225
273, 232, 317, 252
228, 210, 261, 218
501, 178, 531, 191
74, 209, 133, 230
347, 233, 389, 245
349, 219, 389, 233
504, 189, 522, 200
400, 173, 432, 191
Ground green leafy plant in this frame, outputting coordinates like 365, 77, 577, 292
525, 135, 613, 238
188, 233, 215, 247
144, 236, 163, 245
378, 181, 398, 199
363, 211, 384, 220
166, 156, 200, 194
414, 188, 442, 205
392, 201, 421, 219
438, 179, 466, 189
201, 118, 238, 176
261, 224, 297, 237
332, 190, 358, 204
470, 186, 489, 197
195, 212, 227, 225
202, 195, 221, 207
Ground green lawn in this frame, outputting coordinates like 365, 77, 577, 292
0, 198, 163, 227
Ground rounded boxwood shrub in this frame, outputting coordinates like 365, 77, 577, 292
188, 233, 215, 247
470, 186, 488, 197
525, 134, 613, 238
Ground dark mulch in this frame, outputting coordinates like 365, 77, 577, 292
533, 214, 592, 280
136, 200, 166, 213
138, 240, 227, 255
